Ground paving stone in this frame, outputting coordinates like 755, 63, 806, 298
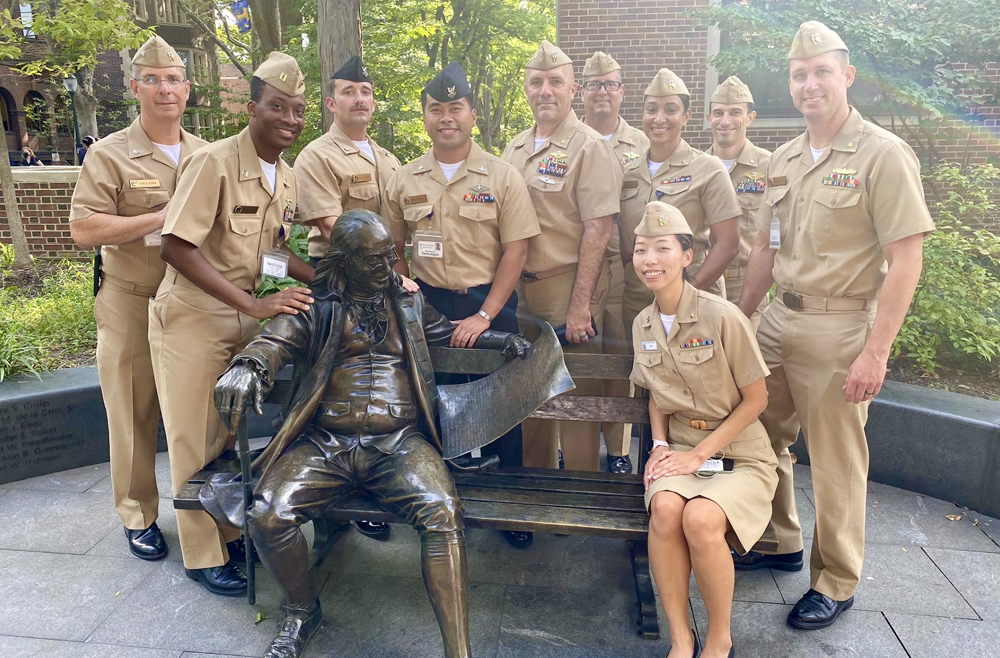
974, 513, 1000, 548
179, 654, 251, 658
88, 561, 328, 655
497, 585, 664, 658
86, 502, 182, 562
773, 540, 977, 618
924, 547, 1000, 621
0, 636, 181, 658
887, 613, 1000, 658
0, 551, 154, 641
865, 493, 1000, 552
311, 573, 503, 658
317, 521, 422, 578
690, 599, 908, 657
869, 479, 920, 495
693, 567, 784, 605
0, 489, 122, 553
8, 462, 111, 493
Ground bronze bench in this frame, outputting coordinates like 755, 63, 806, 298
174, 347, 776, 640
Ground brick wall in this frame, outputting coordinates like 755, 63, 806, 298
0, 167, 88, 259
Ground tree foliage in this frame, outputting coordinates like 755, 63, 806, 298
697, 0, 1000, 167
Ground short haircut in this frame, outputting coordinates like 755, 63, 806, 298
250, 76, 265, 103
834, 50, 850, 69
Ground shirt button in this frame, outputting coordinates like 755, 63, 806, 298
683, 389, 690, 395
445, 211, 452, 217
799, 197, 804, 203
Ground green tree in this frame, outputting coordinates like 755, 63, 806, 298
0, 9, 31, 270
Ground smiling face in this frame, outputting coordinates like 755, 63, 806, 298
423, 97, 476, 154
709, 102, 755, 150
327, 79, 375, 133
130, 65, 190, 124
642, 96, 691, 152
344, 222, 399, 295
582, 71, 625, 124
633, 234, 693, 294
525, 64, 577, 128
248, 83, 306, 155
789, 51, 855, 124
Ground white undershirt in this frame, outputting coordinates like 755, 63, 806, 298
437, 159, 465, 182
648, 159, 664, 179
602, 133, 613, 141
810, 145, 827, 163
721, 158, 737, 172
534, 137, 547, 151
259, 158, 277, 194
353, 139, 375, 161
151, 141, 181, 166
660, 313, 676, 336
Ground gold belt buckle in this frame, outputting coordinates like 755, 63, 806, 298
782, 290, 804, 310
689, 419, 708, 430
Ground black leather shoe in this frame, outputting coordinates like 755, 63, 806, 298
184, 561, 248, 597
787, 589, 854, 630
558, 450, 565, 470
124, 522, 168, 561
503, 530, 533, 549
732, 549, 803, 572
607, 455, 633, 474
226, 537, 260, 565
263, 598, 323, 658
354, 520, 391, 540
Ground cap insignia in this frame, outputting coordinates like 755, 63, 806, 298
668, 80, 677, 90
447, 85, 456, 98
657, 214, 669, 226
810, 32, 821, 44
361, 65, 369, 77
550, 52, 558, 62
737, 89, 745, 98
168, 52, 176, 61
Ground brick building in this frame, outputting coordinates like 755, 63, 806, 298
1, 0, 220, 165
556, 0, 999, 164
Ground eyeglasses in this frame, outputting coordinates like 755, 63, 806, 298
584, 80, 623, 92
136, 75, 187, 88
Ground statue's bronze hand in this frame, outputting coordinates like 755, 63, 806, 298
501, 335, 531, 362
214, 364, 264, 433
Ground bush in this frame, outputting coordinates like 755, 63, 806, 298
893, 163, 1000, 374
0, 260, 96, 381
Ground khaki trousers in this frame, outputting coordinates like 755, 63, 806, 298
756, 299, 876, 601
518, 262, 610, 471
148, 278, 255, 569
601, 254, 631, 457
95, 277, 161, 530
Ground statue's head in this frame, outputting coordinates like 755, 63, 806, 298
310, 209, 399, 296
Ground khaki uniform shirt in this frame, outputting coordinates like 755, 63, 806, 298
620, 139, 741, 273
759, 108, 934, 300
69, 117, 207, 289
294, 123, 401, 258
629, 282, 768, 420
383, 142, 540, 290
604, 117, 650, 259
502, 111, 623, 274
161, 127, 297, 292
715, 139, 771, 282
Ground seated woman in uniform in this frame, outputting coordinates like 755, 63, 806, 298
629, 201, 777, 658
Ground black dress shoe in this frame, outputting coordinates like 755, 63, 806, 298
787, 589, 854, 630
732, 549, 803, 572
185, 561, 248, 597
263, 598, 323, 658
354, 520, 391, 540
124, 522, 168, 561
607, 455, 633, 474
226, 537, 260, 565
558, 449, 565, 469
503, 530, 533, 549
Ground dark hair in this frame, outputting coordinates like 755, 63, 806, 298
677, 234, 694, 281
250, 76, 265, 103
420, 91, 473, 110
746, 102, 755, 113
310, 209, 389, 293
82, 135, 96, 146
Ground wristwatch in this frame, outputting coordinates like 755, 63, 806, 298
477, 309, 493, 322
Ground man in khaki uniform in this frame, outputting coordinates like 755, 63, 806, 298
295, 55, 401, 266
385, 63, 540, 547
69, 35, 206, 561
736, 22, 933, 629
619, 68, 741, 336
149, 52, 314, 597
293, 54, 401, 541
503, 40, 623, 473
581, 50, 649, 475
708, 76, 771, 331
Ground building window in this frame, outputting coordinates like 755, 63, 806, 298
133, 0, 148, 21
0, 88, 13, 132
18, 3, 35, 38
154, 0, 186, 25
24, 90, 46, 133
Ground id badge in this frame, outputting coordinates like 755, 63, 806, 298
698, 459, 724, 472
414, 230, 443, 259
143, 229, 162, 247
769, 218, 781, 250
641, 341, 658, 351
262, 249, 289, 278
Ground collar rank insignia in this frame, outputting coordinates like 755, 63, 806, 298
681, 338, 714, 349
478, 165, 487, 173
822, 168, 860, 188
537, 152, 568, 177
621, 151, 640, 166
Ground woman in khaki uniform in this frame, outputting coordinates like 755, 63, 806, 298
630, 201, 776, 658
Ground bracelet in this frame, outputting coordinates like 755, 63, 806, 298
477, 309, 493, 322
651, 439, 669, 449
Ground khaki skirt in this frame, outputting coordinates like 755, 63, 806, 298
645, 416, 778, 554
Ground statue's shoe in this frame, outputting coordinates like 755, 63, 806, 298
263, 599, 323, 658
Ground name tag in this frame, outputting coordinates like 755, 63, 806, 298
622, 181, 639, 189
403, 194, 428, 205
768, 176, 786, 187
769, 218, 781, 250
129, 179, 161, 189
641, 341, 658, 351
143, 229, 162, 247
261, 249, 289, 278
232, 205, 260, 214
351, 173, 373, 183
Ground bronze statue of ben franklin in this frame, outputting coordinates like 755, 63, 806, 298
214, 209, 529, 658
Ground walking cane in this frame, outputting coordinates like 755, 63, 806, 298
231, 407, 257, 605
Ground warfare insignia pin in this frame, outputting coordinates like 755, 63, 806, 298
470, 184, 490, 194
833, 168, 857, 175
539, 176, 556, 185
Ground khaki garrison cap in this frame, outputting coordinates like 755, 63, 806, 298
644, 68, 690, 98
635, 201, 693, 239
526, 40, 573, 71
582, 51, 621, 77
131, 35, 182, 68
253, 51, 306, 97
710, 75, 754, 105
788, 21, 849, 60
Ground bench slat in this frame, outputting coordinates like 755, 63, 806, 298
529, 396, 649, 423
452, 472, 644, 497
456, 485, 644, 513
